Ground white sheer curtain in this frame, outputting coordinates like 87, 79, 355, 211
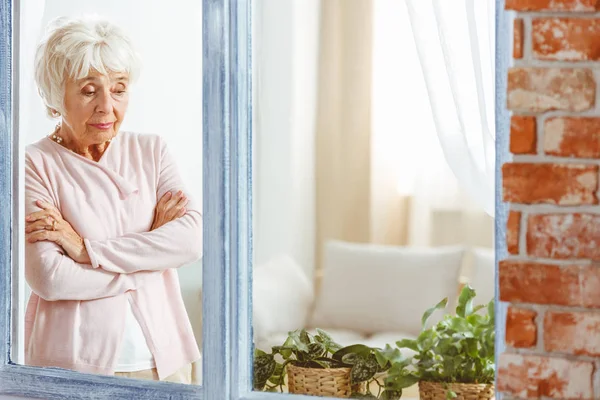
406, 0, 496, 218
371, 0, 495, 247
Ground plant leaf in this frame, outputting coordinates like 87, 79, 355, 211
487, 299, 495, 320
314, 328, 343, 354
380, 390, 403, 400
395, 339, 419, 352
422, 297, 448, 328
456, 285, 476, 317
375, 349, 388, 368
448, 317, 470, 333
280, 337, 295, 359
416, 329, 436, 352
253, 354, 276, 390
300, 329, 311, 344
378, 344, 405, 364
316, 328, 333, 342
307, 342, 326, 359
288, 330, 310, 352
254, 348, 267, 358
385, 374, 420, 390
332, 344, 371, 362
342, 353, 360, 365
350, 355, 379, 383
472, 304, 486, 314
466, 313, 487, 327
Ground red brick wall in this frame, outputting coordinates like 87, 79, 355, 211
499, 1, 600, 398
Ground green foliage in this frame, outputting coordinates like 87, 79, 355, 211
377, 285, 495, 397
252, 286, 494, 399
253, 329, 392, 398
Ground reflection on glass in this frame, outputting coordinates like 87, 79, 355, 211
16, 3, 203, 386
252, 0, 495, 398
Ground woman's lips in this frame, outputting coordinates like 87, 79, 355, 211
90, 122, 113, 130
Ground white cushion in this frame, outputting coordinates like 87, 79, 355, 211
253, 255, 314, 342
310, 240, 465, 337
468, 247, 495, 305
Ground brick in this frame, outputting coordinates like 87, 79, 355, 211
499, 260, 583, 306
510, 116, 537, 154
514, 19, 524, 59
533, 18, 600, 61
506, 0, 600, 11
506, 307, 537, 348
502, 163, 598, 205
544, 117, 600, 158
545, 311, 600, 356
528, 214, 600, 259
497, 353, 594, 399
581, 265, 600, 308
507, 68, 595, 112
507, 211, 521, 255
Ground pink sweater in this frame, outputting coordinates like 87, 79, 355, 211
23, 131, 202, 380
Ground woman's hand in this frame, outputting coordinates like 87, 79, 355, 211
151, 190, 188, 230
25, 200, 91, 264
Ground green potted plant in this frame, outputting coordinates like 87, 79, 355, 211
381, 285, 495, 400
253, 328, 395, 398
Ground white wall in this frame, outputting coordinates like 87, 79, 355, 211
16, 0, 204, 362
253, 0, 320, 280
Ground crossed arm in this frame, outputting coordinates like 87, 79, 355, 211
24, 139, 203, 301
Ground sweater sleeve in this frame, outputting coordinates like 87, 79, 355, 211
24, 156, 163, 302
83, 137, 203, 274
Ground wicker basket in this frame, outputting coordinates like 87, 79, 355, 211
419, 381, 495, 400
286, 364, 367, 398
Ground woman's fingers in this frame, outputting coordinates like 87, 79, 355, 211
36, 200, 62, 219
26, 201, 61, 222
164, 190, 184, 210
25, 210, 60, 224
151, 190, 188, 230
25, 217, 56, 233
26, 209, 51, 222
26, 229, 59, 244
157, 191, 173, 207
165, 195, 188, 219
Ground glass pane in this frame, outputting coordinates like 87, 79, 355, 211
13, 0, 203, 386
251, 0, 495, 398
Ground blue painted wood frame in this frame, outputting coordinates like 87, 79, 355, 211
0, 0, 251, 398
494, 0, 509, 382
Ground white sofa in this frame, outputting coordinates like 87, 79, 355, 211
253, 240, 494, 358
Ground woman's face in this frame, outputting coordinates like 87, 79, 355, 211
61, 69, 130, 145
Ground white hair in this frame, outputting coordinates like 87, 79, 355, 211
34, 15, 141, 118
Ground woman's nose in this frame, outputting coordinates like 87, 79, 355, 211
95, 90, 113, 114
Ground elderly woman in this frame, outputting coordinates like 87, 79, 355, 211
23, 16, 202, 385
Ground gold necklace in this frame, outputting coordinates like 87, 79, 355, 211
50, 123, 112, 152
50, 124, 64, 144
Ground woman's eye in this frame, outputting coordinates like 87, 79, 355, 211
113, 90, 127, 96
84, 91, 95, 97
